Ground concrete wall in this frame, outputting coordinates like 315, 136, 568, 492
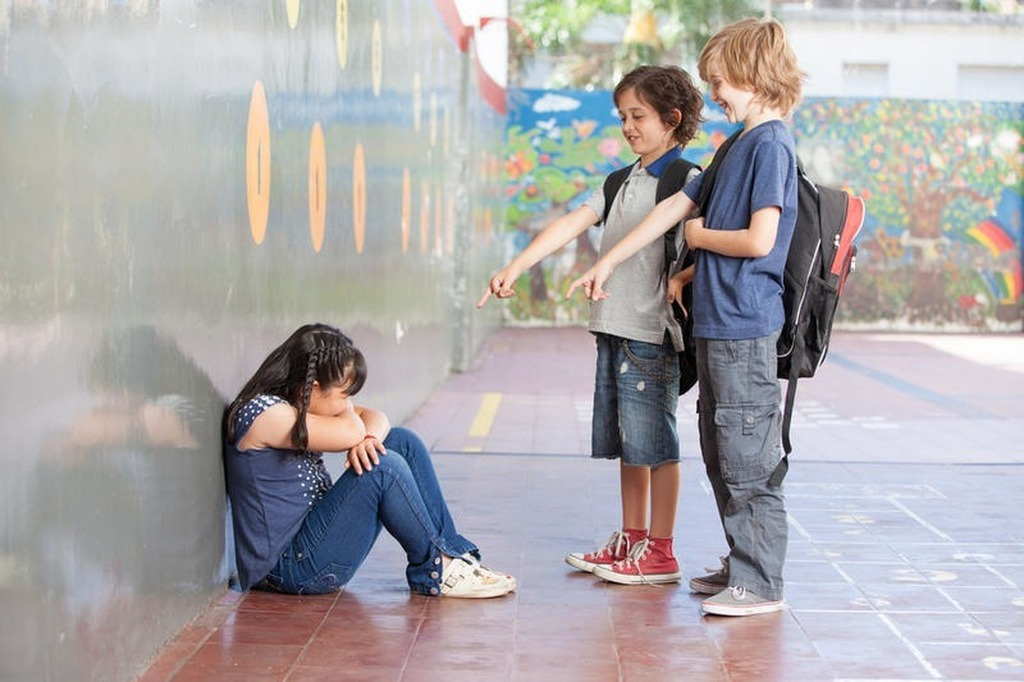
0, 2, 505, 680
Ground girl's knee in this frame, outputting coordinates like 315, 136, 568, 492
374, 451, 412, 478
383, 427, 429, 461
383, 426, 420, 450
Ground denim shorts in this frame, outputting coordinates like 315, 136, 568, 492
591, 333, 680, 468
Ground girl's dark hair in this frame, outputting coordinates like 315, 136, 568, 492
225, 323, 367, 448
613, 65, 705, 146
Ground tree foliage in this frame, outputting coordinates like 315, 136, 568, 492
512, 0, 761, 88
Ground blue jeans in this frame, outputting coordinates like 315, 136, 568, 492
591, 333, 680, 468
695, 332, 787, 601
259, 427, 478, 596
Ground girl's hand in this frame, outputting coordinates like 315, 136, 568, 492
566, 261, 614, 301
344, 434, 386, 475
477, 265, 521, 308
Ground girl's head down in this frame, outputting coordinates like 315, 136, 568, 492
227, 323, 367, 447
613, 65, 704, 148
698, 17, 804, 118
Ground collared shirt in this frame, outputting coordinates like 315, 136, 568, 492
583, 148, 696, 350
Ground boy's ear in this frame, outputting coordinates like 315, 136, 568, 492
668, 108, 682, 128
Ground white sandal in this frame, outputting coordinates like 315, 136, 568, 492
439, 555, 515, 599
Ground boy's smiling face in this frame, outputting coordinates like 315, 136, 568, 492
616, 86, 679, 167
705, 67, 759, 125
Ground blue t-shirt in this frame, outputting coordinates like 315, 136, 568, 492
223, 394, 332, 590
684, 121, 798, 340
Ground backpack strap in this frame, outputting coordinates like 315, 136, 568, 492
674, 129, 742, 266
599, 157, 699, 274
773, 157, 816, 487
657, 158, 700, 273
601, 164, 635, 225
773, 339, 800, 487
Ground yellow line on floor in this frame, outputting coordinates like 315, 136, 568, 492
467, 392, 502, 438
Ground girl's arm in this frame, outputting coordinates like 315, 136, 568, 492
566, 191, 696, 301
477, 204, 600, 307
239, 401, 366, 454
684, 206, 781, 258
354, 406, 390, 442
341, 406, 391, 475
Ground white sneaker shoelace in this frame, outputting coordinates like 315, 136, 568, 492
609, 538, 661, 585
728, 586, 749, 601
590, 530, 630, 561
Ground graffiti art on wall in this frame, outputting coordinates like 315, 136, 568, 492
795, 98, 1022, 330
505, 89, 1023, 331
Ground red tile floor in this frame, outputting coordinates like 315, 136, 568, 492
140, 327, 1024, 681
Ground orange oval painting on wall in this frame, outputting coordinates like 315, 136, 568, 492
353, 142, 367, 253
246, 81, 271, 245
308, 122, 327, 253
419, 179, 430, 254
401, 167, 411, 253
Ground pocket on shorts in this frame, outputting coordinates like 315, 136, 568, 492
713, 403, 780, 483
621, 338, 674, 386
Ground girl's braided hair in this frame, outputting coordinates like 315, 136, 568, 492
225, 323, 367, 448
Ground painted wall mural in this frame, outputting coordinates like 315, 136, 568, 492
504, 89, 1023, 332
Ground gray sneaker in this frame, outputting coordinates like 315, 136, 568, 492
689, 556, 729, 595
701, 586, 784, 617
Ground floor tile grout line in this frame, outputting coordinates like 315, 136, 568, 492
876, 611, 944, 679
165, 590, 249, 681
395, 609, 425, 682
281, 590, 341, 681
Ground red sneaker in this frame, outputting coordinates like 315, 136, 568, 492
565, 529, 643, 573
592, 537, 680, 585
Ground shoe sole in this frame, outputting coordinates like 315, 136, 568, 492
565, 554, 608, 573
700, 600, 784, 616
441, 576, 516, 599
592, 567, 681, 585
688, 577, 728, 595
441, 586, 514, 599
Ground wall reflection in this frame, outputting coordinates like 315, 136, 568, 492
0, 0, 505, 679
2, 324, 228, 681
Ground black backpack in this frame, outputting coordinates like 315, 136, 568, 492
601, 156, 702, 395
698, 130, 866, 483
777, 158, 866, 466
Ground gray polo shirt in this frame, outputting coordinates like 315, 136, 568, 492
583, 162, 697, 351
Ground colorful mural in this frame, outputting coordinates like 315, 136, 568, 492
504, 89, 1023, 331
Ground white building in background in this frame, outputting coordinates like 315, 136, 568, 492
776, 1, 1024, 102
519, 1, 1024, 103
